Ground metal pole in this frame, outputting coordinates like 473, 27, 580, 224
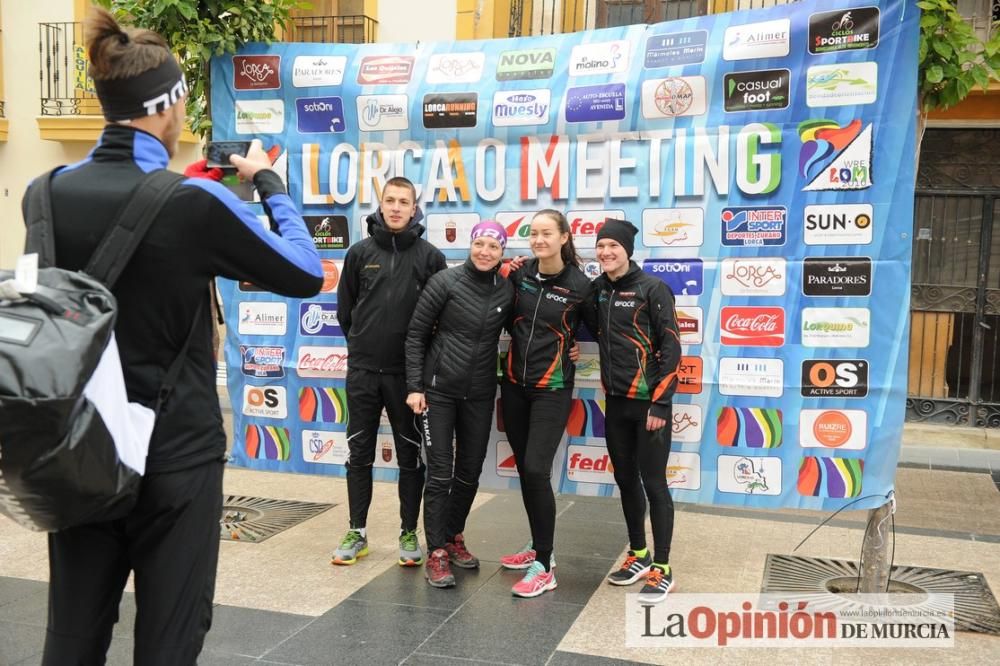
858, 496, 894, 593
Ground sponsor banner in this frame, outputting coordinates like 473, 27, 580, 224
492, 90, 551, 127
291, 55, 346, 87
427, 213, 481, 249
672, 403, 703, 444
800, 121, 873, 191
677, 356, 704, 394
235, 99, 284, 134
296, 346, 349, 378
357, 94, 409, 132
496, 211, 536, 249
803, 204, 873, 245
801, 308, 871, 347
574, 354, 603, 390
426, 53, 485, 84
645, 30, 708, 68
722, 207, 787, 247
721, 258, 787, 297
295, 96, 346, 133
566, 444, 616, 484
800, 409, 868, 450
640, 76, 707, 119
675, 306, 704, 345
801, 359, 869, 398
641, 208, 704, 248
238, 302, 287, 336
302, 429, 348, 465
569, 40, 630, 76
723, 69, 790, 112
240, 345, 286, 378
357, 55, 414, 84
374, 438, 400, 469
809, 6, 880, 54
299, 387, 348, 423
423, 92, 478, 129
242, 386, 287, 419
717, 407, 783, 448
320, 259, 342, 294
496, 439, 519, 477
806, 62, 878, 107
566, 210, 625, 249
566, 399, 607, 438
668, 452, 701, 490
246, 425, 291, 461
723, 19, 791, 60
720, 306, 786, 347
233, 55, 281, 90
642, 258, 704, 296
803, 257, 872, 297
305, 215, 349, 250
299, 302, 342, 337
718, 454, 782, 495
719, 358, 784, 398
565, 84, 627, 123
798, 456, 864, 498
496, 48, 556, 81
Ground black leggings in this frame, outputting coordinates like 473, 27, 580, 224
500, 382, 573, 569
604, 396, 674, 563
421, 390, 495, 552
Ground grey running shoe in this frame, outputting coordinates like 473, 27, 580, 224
398, 529, 424, 567
331, 530, 368, 565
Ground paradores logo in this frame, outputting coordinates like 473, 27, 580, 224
798, 118, 872, 191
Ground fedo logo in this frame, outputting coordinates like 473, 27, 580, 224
566, 444, 615, 485
498, 211, 623, 249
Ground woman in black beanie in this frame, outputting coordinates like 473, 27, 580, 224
591, 218, 682, 603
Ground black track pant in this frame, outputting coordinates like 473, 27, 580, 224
345, 368, 425, 530
43, 460, 224, 666
500, 381, 573, 569
421, 390, 494, 552
604, 396, 675, 564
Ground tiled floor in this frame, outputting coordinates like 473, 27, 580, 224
1, 464, 998, 665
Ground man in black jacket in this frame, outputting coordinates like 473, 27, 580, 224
36, 9, 323, 665
334, 177, 447, 567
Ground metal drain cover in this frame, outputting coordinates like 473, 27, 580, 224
762, 554, 1000, 635
220, 495, 334, 543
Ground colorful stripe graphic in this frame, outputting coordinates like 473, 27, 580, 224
245, 425, 291, 461
717, 407, 783, 448
299, 387, 348, 423
797, 456, 863, 498
566, 399, 606, 437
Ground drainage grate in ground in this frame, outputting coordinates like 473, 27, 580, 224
220, 495, 334, 543
762, 554, 1000, 635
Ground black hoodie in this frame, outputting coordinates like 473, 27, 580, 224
337, 207, 447, 373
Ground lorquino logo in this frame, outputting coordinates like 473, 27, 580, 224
645, 30, 707, 68
233, 55, 280, 90
801, 308, 871, 348
495, 48, 556, 81
809, 7, 880, 55
723, 69, 790, 112
235, 100, 284, 135
801, 359, 869, 398
803, 204, 873, 245
806, 63, 878, 107
642, 259, 704, 296
723, 19, 790, 61
798, 119, 872, 191
565, 84, 626, 123
492, 90, 551, 127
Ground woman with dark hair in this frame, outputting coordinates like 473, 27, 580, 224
497, 210, 597, 598
592, 219, 682, 604
405, 221, 514, 588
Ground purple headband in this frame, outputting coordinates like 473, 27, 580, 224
470, 220, 507, 249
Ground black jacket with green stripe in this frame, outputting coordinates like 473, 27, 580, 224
592, 262, 682, 418
504, 259, 597, 390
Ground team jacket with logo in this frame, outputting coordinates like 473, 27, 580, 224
337, 209, 447, 374
504, 259, 597, 389
592, 262, 682, 418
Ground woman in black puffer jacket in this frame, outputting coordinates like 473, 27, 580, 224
405, 220, 514, 589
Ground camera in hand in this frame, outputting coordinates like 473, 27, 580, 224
206, 141, 252, 168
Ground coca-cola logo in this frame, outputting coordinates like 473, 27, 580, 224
720, 307, 785, 347
233, 55, 281, 90
296, 346, 349, 378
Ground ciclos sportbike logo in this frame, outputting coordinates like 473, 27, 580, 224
626, 593, 955, 648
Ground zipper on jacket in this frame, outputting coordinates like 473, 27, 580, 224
465, 273, 495, 399
604, 286, 615, 395
521, 282, 544, 385
381, 235, 398, 373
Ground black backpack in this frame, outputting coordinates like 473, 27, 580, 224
0, 167, 197, 531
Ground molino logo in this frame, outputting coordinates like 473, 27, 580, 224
496, 48, 556, 81
569, 40, 629, 76
799, 118, 872, 191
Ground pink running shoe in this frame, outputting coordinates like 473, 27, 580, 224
511, 561, 557, 598
500, 541, 556, 570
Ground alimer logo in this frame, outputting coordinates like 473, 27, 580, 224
720, 306, 786, 347
641, 208, 704, 247
718, 455, 782, 495
800, 409, 868, 450
569, 40, 630, 76
804, 204, 873, 245
723, 19, 790, 61
291, 55, 346, 87
492, 90, 551, 127
238, 302, 287, 335
642, 259, 704, 296
640, 76, 707, 119
799, 119, 872, 191
722, 207, 786, 246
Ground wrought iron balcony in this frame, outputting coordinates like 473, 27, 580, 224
280, 15, 378, 44
39, 21, 100, 116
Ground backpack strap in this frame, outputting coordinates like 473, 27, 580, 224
23, 168, 65, 268
153, 299, 204, 416
85, 169, 185, 288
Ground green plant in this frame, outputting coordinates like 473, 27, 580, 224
918, 0, 1000, 111
95, 0, 305, 138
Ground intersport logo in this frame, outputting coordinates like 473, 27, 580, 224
569, 40, 630, 76
721, 258, 786, 297
492, 90, 551, 127
240, 345, 286, 378
296, 346, 349, 378
720, 306, 785, 347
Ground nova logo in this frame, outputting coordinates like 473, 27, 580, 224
799, 118, 872, 191
722, 207, 786, 246
496, 48, 556, 80
801, 359, 868, 398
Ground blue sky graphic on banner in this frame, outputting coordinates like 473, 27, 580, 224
214, 0, 919, 511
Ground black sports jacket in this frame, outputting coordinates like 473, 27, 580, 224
591, 262, 682, 418
504, 259, 597, 390
337, 209, 447, 374
405, 259, 514, 401
34, 125, 323, 472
